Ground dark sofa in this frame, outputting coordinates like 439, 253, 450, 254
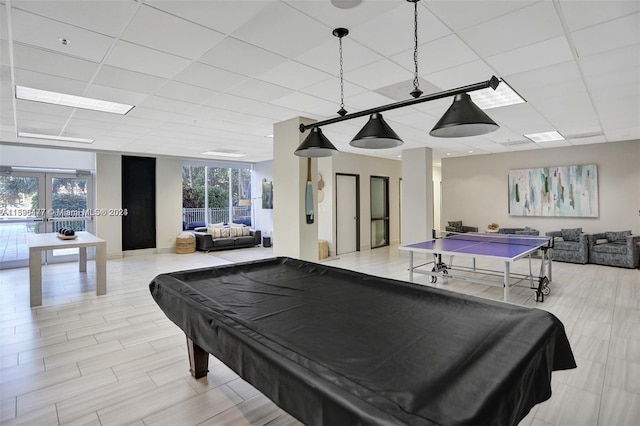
194, 227, 261, 252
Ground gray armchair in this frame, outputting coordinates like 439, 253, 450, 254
498, 227, 539, 236
445, 220, 478, 234
588, 231, 640, 269
546, 229, 589, 264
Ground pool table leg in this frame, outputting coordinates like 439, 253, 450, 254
186, 337, 209, 378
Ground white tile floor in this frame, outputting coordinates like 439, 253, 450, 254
0, 245, 638, 425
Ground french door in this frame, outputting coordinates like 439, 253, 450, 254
0, 171, 94, 269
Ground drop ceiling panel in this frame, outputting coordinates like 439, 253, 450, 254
231, 79, 294, 103
10, 9, 115, 63
13, 44, 99, 82
485, 36, 573, 77
572, 13, 640, 57
391, 34, 479, 76
11, 0, 139, 36
121, 5, 225, 60
294, 37, 383, 76
147, 0, 273, 36
198, 37, 287, 77
154, 81, 218, 104
13, 69, 89, 97
105, 41, 191, 79
559, 1, 640, 31
231, 2, 331, 58
344, 59, 413, 91
256, 61, 332, 91
92, 65, 167, 94
300, 77, 368, 105
173, 62, 248, 92
458, 2, 564, 57
135, 95, 193, 114
84, 84, 148, 106
350, 2, 450, 57
426, 1, 537, 32
270, 91, 338, 116
425, 60, 496, 91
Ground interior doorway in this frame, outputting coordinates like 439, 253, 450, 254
335, 173, 359, 255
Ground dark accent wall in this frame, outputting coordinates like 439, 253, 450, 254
122, 156, 156, 251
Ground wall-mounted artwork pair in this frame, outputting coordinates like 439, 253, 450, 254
508, 164, 598, 217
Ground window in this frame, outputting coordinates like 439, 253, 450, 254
182, 164, 252, 228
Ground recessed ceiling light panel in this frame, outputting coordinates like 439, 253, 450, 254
18, 131, 94, 144
15, 86, 134, 115
201, 151, 246, 158
524, 131, 565, 143
471, 80, 525, 110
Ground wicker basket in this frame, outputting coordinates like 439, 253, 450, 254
176, 232, 196, 254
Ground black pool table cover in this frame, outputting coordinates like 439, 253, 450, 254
149, 257, 575, 426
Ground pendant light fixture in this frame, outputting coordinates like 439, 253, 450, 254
429, 93, 499, 137
294, 126, 338, 157
294, 0, 503, 156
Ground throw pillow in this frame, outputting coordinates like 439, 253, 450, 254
242, 227, 251, 236
207, 223, 224, 234
229, 222, 244, 228
220, 227, 231, 238
605, 230, 631, 243
561, 228, 582, 242
211, 227, 222, 238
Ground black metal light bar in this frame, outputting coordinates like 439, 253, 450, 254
299, 76, 500, 133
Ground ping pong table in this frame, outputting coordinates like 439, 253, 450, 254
399, 233, 553, 303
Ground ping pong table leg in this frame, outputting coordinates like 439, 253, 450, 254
503, 262, 510, 302
409, 252, 414, 282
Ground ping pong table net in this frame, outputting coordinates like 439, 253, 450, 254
437, 231, 553, 247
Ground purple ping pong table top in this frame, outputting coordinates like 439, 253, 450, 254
401, 233, 552, 261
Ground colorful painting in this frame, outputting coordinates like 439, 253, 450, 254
508, 164, 598, 217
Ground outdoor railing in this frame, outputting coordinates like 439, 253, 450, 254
183, 207, 251, 226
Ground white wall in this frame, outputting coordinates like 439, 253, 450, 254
95, 153, 122, 258
441, 140, 640, 235
156, 157, 183, 253
321, 152, 402, 254
95, 153, 183, 257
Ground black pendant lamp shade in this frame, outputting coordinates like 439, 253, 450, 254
429, 93, 499, 138
349, 113, 403, 149
294, 127, 338, 157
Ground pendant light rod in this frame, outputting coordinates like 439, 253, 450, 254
299, 75, 500, 133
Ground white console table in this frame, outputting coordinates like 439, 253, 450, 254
27, 231, 106, 307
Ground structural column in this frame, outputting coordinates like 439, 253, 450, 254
401, 147, 434, 245
272, 117, 319, 261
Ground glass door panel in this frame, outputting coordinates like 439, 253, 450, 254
370, 176, 389, 249
0, 173, 45, 268
45, 174, 93, 263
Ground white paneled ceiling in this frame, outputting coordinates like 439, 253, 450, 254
0, 0, 638, 164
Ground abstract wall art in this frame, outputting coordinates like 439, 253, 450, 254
508, 164, 598, 217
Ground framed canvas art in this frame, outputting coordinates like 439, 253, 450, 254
508, 164, 598, 217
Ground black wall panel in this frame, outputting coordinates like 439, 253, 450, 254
122, 156, 156, 251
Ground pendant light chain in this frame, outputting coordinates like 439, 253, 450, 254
410, 0, 423, 98
338, 34, 347, 116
